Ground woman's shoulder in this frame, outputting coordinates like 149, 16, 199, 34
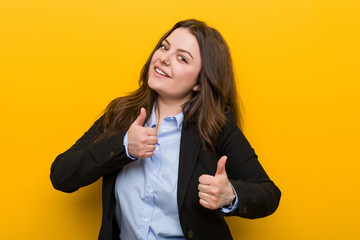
224, 110, 239, 130
218, 110, 246, 144
74, 114, 105, 146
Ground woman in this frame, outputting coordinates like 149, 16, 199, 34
50, 19, 281, 240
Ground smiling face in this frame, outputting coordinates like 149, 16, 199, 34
148, 27, 202, 105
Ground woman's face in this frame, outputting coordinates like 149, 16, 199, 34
148, 27, 202, 104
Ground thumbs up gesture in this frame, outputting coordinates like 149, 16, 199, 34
198, 156, 236, 210
127, 108, 158, 159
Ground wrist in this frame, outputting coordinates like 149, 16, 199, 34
223, 182, 236, 208
224, 195, 236, 208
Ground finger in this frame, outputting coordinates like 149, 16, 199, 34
199, 198, 216, 210
198, 191, 217, 203
215, 156, 227, 176
146, 127, 157, 136
139, 148, 157, 158
141, 145, 158, 158
147, 136, 158, 145
141, 152, 154, 159
135, 108, 146, 126
145, 145, 156, 152
199, 198, 208, 208
198, 183, 212, 193
198, 174, 213, 185
198, 191, 210, 200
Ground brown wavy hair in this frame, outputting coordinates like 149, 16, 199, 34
98, 19, 240, 150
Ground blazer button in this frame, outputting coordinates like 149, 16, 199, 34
243, 206, 248, 213
109, 150, 115, 157
187, 230, 194, 239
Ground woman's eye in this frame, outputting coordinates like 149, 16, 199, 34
160, 44, 168, 51
178, 55, 187, 63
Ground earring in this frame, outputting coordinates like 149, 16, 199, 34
193, 86, 199, 91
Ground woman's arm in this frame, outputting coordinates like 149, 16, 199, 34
50, 115, 133, 193
217, 113, 281, 219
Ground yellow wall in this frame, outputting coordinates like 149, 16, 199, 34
1, 0, 359, 239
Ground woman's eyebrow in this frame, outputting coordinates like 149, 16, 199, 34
164, 39, 194, 59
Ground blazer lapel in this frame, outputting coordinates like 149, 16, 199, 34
177, 123, 201, 210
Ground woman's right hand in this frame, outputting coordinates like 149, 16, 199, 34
127, 108, 158, 159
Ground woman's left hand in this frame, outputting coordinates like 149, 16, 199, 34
198, 156, 236, 210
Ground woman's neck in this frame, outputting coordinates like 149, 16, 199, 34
155, 96, 186, 125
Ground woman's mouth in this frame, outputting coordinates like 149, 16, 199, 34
154, 67, 170, 78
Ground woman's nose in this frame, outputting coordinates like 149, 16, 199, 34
160, 52, 171, 66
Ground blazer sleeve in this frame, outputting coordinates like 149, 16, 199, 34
50, 115, 134, 193
217, 112, 281, 219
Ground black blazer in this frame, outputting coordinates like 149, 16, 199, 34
50, 112, 281, 240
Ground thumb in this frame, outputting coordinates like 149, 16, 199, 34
135, 107, 146, 126
215, 156, 227, 176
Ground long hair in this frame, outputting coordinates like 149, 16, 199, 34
98, 19, 240, 150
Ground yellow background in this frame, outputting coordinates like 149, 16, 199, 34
1, 0, 359, 239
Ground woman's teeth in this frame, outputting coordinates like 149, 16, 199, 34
155, 68, 168, 77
